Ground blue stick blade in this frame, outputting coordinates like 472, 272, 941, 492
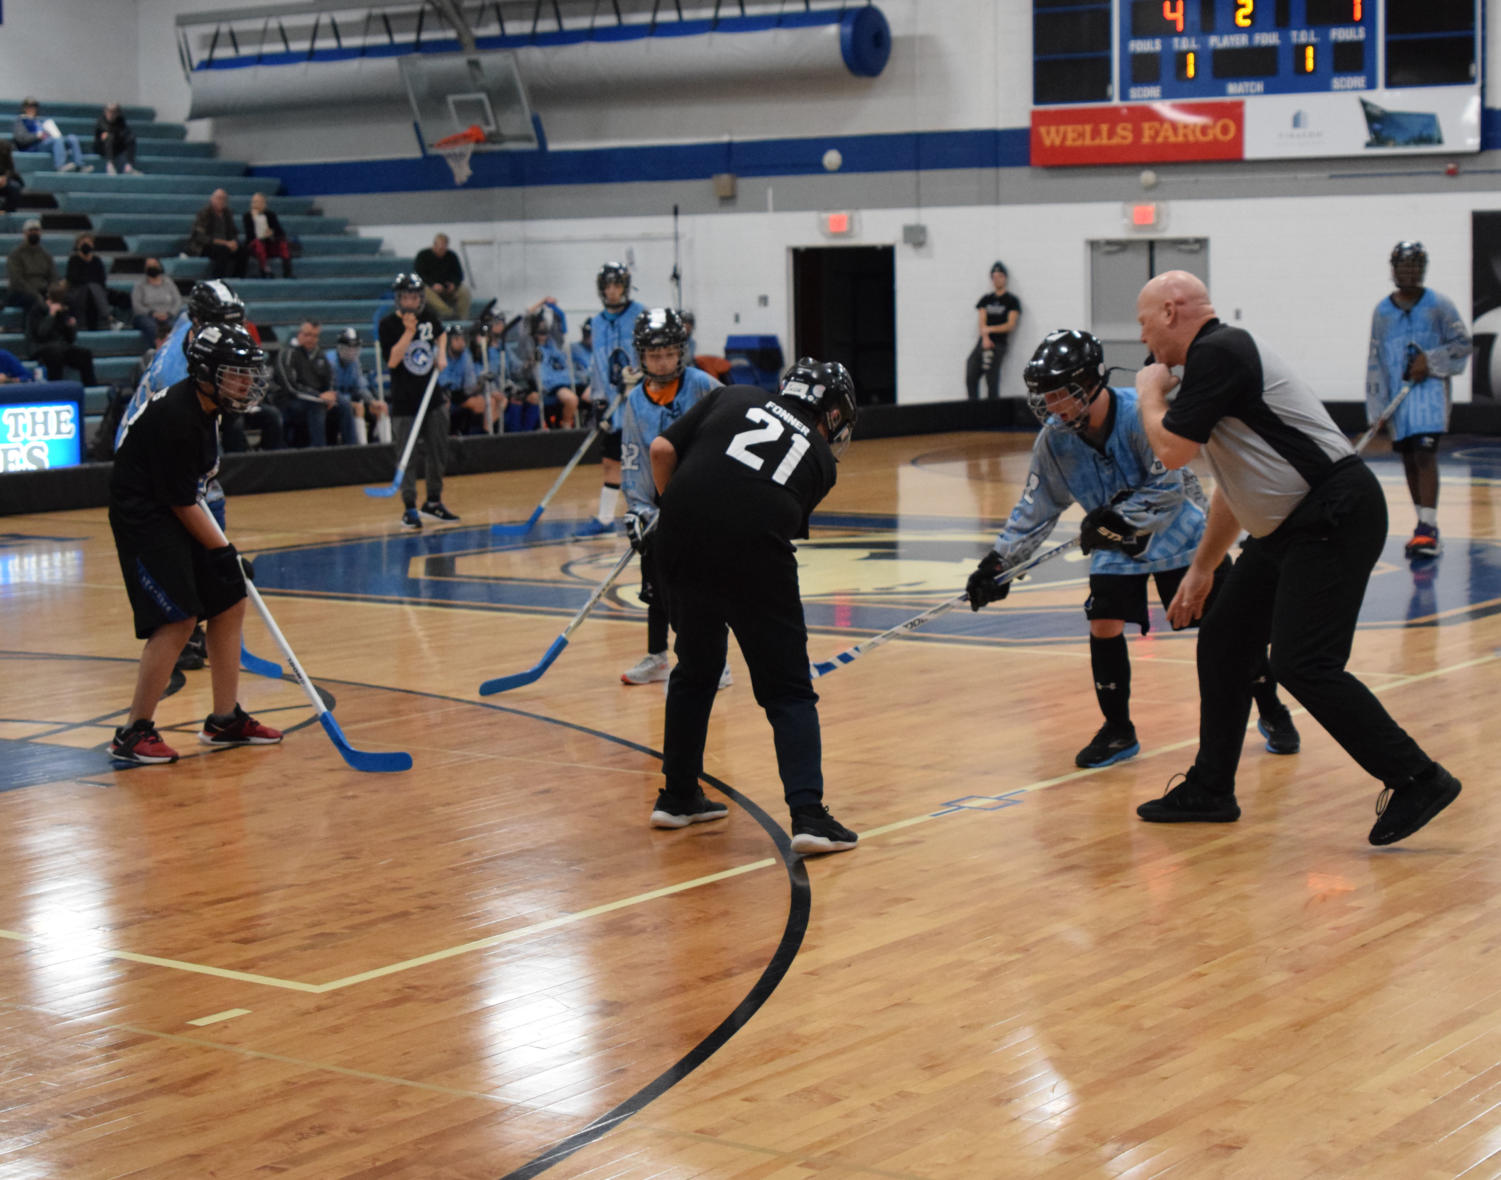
240, 643, 283, 680
318, 712, 412, 772
478, 635, 568, 695
490, 519, 537, 536
364, 470, 404, 498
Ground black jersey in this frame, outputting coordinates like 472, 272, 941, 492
976, 290, 1021, 329
109, 378, 220, 538
657, 385, 837, 563
378, 308, 446, 414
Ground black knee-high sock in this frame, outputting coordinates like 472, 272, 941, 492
1090, 634, 1132, 727
1250, 654, 1283, 716
647, 596, 669, 654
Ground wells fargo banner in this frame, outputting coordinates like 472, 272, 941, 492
1030, 102, 1245, 166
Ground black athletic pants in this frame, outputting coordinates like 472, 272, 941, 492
1193, 457, 1431, 793
964, 338, 1005, 400
661, 547, 823, 810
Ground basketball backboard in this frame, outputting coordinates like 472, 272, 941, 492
399, 51, 539, 154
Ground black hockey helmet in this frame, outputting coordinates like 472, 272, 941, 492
596, 261, 631, 306
1390, 240, 1427, 287
187, 323, 268, 413
778, 356, 858, 455
391, 272, 425, 295
1024, 329, 1106, 434
185, 279, 245, 329
336, 327, 360, 348
632, 307, 688, 382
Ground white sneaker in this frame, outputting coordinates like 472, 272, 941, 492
621, 651, 670, 685
106, 162, 117, 175
718, 663, 733, 690
59, 161, 77, 173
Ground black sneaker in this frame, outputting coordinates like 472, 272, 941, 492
1256, 707, 1300, 755
1136, 769, 1240, 823
1075, 722, 1140, 768
420, 501, 461, 523
400, 507, 422, 531
109, 718, 179, 765
174, 624, 207, 672
650, 788, 728, 829
1369, 763, 1461, 846
789, 804, 859, 854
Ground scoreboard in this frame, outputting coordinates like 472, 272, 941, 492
1031, 0, 1481, 164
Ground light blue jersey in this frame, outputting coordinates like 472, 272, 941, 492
991, 386, 1206, 576
589, 300, 646, 429
620, 366, 721, 516
327, 350, 369, 399
115, 311, 191, 451
1366, 288, 1471, 440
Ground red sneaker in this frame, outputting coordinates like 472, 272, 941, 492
110, 719, 179, 765
198, 705, 283, 747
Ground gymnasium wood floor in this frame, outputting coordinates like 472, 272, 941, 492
1, 431, 1498, 1179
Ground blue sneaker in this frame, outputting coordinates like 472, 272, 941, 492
1257, 708, 1300, 754
574, 517, 616, 537
1075, 723, 1139, 768
400, 508, 422, 531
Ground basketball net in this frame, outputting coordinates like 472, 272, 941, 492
432, 125, 486, 186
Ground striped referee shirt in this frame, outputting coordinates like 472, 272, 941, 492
1162, 320, 1353, 538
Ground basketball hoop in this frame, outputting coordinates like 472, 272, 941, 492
432, 125, 486, 186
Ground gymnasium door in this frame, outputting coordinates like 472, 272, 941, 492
792, 245, 896, 405
1089, 238, 1209, 375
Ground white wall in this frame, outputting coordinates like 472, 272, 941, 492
0, 0, 139, 107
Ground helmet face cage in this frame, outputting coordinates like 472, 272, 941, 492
1023, 330, 1106, 434
1390, 241, 1427, 287
596, 262, 631, 305
633, 308, 687, 382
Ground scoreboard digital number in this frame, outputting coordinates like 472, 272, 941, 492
1031, 0, 1481, 162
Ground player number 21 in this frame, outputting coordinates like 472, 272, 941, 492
725, 407, 811, 485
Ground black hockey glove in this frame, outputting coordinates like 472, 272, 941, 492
624, 512, 654, 556
207, 543, 246, 593
966, 551, 1012, 611
1080, 506, 1149, 556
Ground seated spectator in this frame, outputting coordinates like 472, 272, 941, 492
65, 231, 125, 331
328, 326, 385, 444
517, 298, 579, 428
131, 258, 182, 349
437, 325, 487, 434
5, 218, 55, 312
11, 98, 89, 173
274, 319, 354, 447
26, 281, 97, 385
243, 192, 293, 279
94, 102, 139, 175
187, 189, 244, 279
0, 139, 24, 214
414, 233, 471, 319
0, 347, 35, 383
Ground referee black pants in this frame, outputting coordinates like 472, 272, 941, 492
1193, 458, 1432, 793
661, 551, 823, 810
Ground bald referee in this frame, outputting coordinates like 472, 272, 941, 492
1132, 271, 1460, 845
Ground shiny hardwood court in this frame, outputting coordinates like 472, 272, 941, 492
1, 431, 1498, 1178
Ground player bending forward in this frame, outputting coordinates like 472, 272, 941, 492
108, 325, 283, 764
643, 358, 860, 853
967, 329, 1297, 768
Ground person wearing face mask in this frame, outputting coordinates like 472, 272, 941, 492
65, 232, 125, 331
4, 219, 57, 313
131, 258, 183, 350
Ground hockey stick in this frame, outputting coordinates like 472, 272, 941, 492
479, 536, 641, 694
1352, 380, 1413, 454
194, 500, 283, 679
809, 537, 1081, 679
364, 365, 441, 498
240, 571, 413, 772
491, 390, 625, 535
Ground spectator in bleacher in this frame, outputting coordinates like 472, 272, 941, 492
11, 98, 89, 173
437, 324, 486, 434
26, 280, 97, 385
93, 102, 139, 176
0, 139, 24, 214
65, 231, 125, 332
5, 219, 55, 312
243, 192, 293, 279
275, 319, 353, 447
0, 347, 35, 383
131, 258, 182, 349
571, 320, 593, 402
188, 189, 245, 280
329, 327, 384, 444
413, 233, 471, 320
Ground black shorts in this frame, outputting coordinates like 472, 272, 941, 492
1085, 557, 1231, 634
1392, 432, 1441, 454
111, 514, 245, 640
600, 429, 622, 462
